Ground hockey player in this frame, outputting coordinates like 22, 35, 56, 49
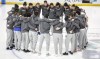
63, 13, 80, 55
76, 10, 87, 50
13, 11, 22, 51
19, 2, 28, 16
49, 3, 56, 20
27, 3, 34, 17
63, 3, 71, 22
80, 9, 88, 48
37, 17, 51, 56
6, 4, 19, 50
41, 0, 49, 19
6, 11, 14, 50
48, 3, 56, 35
55, 2, 63, 22
51, 19, 64, 56
80, 9, 88, 49
20, 13, 30, 52
28, 13, 39, 53
71, 12, 83, 52
33, 3, 41, 17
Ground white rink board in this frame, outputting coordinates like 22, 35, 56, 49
6, 0, 82, 4
5, 0, 100, 4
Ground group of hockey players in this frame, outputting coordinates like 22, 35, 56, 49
6, 1, 88, 56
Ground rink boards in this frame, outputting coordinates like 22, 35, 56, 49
0, 0, 100, 6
